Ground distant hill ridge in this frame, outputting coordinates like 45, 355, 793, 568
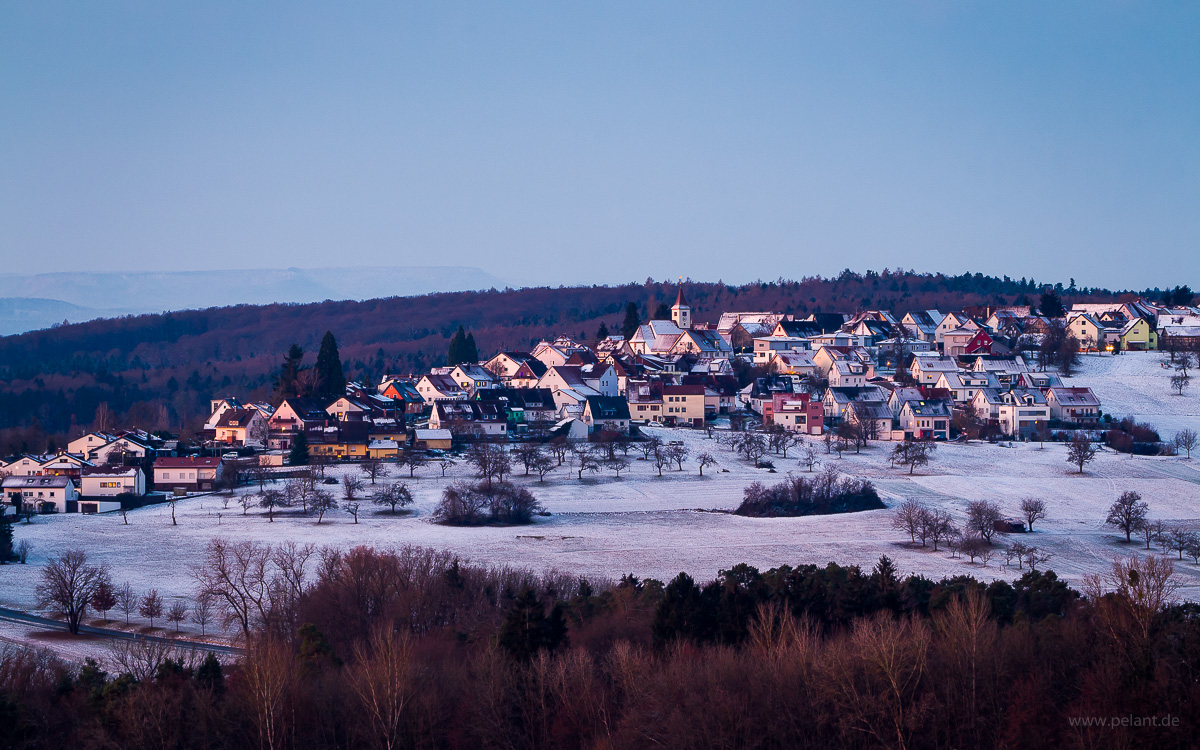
0, 265, 506, 334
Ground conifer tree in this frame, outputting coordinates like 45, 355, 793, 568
274, 344, 305, 399
288, 432, 309, 466
620, 302, 640, 340
314, 331, 345, 399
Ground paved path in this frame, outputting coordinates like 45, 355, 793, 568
0, 606, 241, 656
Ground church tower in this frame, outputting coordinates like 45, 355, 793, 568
671, 286, 691, 330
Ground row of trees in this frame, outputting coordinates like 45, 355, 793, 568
16, 543, 1198, 749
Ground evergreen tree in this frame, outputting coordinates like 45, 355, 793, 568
314, 331, 345, 399
596, 322, 610, 340
448, 325, 468, 365
0, 517, 13, 563
447, 326, 479, 365
288, 432, 309, 466
196, 652, 225, 695
497, 587, 566, 660
620, 302, 640, 340
1038, 290, 1065, 318
274, 344, 304, 399
653, 303, 671, 320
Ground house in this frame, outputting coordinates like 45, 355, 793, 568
89, 434, 152, 465
416, 374, 470, 404
828, 359, 868, 388
742, 375, 796, 414
771, 319, 825, 339
909, 355, 959, 385
626, 380, 664, 423
475, 388, 559, 434
847, 401, 897, 441
268, 398, 330, 450
968, 355, 1029, 386
153, 457, 224, 493
80, 466, 146, 501
428, 400, 507, 437
822, 386, 885, 424
449, 364, 499, 394
753, 336, 808, 364
972, 388, 1049, 437
214, 407, 268, 447
717, 312, 789, 347
38, 452, 93, 479
768, 350, 818, 378
628, 320, 685, 356
482, 352, 549, 387
2, 475, 80, 514
67, 432, 116, 458
309, 422, 372, 460
768, 392, 824, 435
935, 313, 979, 349
548, 418, 589, 442
531, 336, 591, 367
1066, 312, 1106, 351
898, 401, 951, 441
366, 440, 402, 460
1, 455, 53, 476
412, 429, 453, 451
581, 397, 631, 434
378, 379, 427, 415
933, 370, 1000, 405
1157, 314, 1200, 350
1115, 317, 1157, 351
1045, 387, 1101, 425
669, 329, 734, 358
902, 310, 943, 342
661, 385, 706, 428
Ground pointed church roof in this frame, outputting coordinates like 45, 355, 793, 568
674, 286, 688, 307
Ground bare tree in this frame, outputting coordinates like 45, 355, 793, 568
605, 456, 630, 477
965, 500, 1002, 544
1175, 428, 1198, 459
924, 509, 957, 552
342, 474, 365, 503
639, 436, 663, 461
798, 444, 820, 473
1171, 374, 1190, 397
1066, 431, 1097, 474
343, 500, 361, 523
1164, 526, 1198, 560
14, 539, 31, 563
530, 452, 556, 481
396, 451, 427, 478
1084, 556, 1181, 640
665, 443, 690, 471
357, 458, 390, 484
1020, 497, 1047, 532
139, 589, 165, 628
437, 458, 457, 477
371, 483, 413, 514
1141, 519, 1166, 551
348, 626, 416, 750
193, 538, 274, 641
891, 440, 936, 475
311, 489, 337, 524
191, 595, 214, 636
259, 488, 289, 522
959, 534, 989, 563
891, 498, 926, 544
697, 452, 718, 476
166, 599, 189, 633
1025, 547, 1052, 572
548, 438, 569, 465
511, 444, 544, 475
1106, 490, 1148, 543
35, 549, 109, 634
116, 582, 137, 625
572, 445, 600, 480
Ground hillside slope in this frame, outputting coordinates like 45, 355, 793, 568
0, 270, 1123, 444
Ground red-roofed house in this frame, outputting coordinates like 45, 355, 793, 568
153, 457, 224, 493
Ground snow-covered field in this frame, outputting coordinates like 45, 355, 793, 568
2, 351, 1199, 652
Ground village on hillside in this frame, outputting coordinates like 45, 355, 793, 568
3, 287, 1199, 515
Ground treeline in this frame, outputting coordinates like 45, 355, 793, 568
0, 270, 1133, 443
5, 543, 1199, 749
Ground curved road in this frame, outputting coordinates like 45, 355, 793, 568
0, 606, 241, 656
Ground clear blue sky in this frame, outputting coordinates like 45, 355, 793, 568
1, 2, 1196, 290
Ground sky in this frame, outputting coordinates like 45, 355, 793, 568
1, 2, 1197, 291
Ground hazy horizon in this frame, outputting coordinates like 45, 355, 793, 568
2, 3, 1197, 290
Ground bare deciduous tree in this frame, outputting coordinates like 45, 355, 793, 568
348, 625, 416, 750
1175, 428, 1198, 458
697, 452, 717, 476
891, 498, 925, 544
965, 500, 1002, 544
139, 589, 164, 628
1066, 431, 1097, 474
1106, 490, 1148, 543
358, 457, 390, 484
166, 599, 189, 633
1020, 498, 1047, 532
371, 483, 413, 514
35, 549, 109, 634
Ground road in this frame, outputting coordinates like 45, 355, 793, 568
0, 606, 242, 656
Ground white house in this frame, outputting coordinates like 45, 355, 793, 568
2, 475, 80, 514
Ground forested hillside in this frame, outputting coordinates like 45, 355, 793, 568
0, 270, 1138, 451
